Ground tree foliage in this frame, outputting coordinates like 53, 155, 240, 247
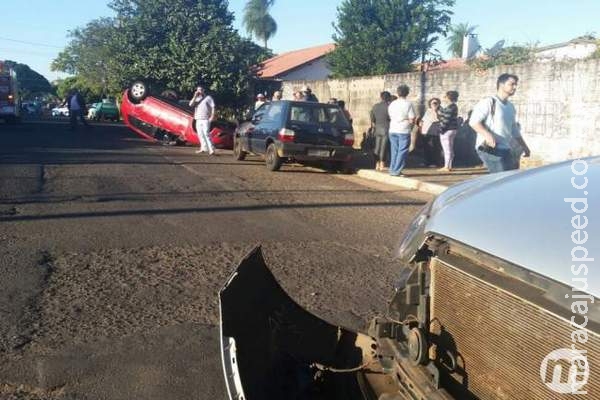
242, 0, 277, 49
51, 18, 122, 98
3, 60, 53, 97
446, 23, 477, 58
328, 0, 454, 78
467, 45, 536, 70
54, 76, 96, 101
51, 0, 271, 109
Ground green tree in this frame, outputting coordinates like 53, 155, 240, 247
3, 60, 53, 97
51, 18, 121, 98
54, 76, 96, 101
51, 0, 271, 110
446, 23, 477, 57
242, 0, 277, 49
328, 0, 455, 78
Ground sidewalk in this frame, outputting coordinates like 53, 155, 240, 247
356, 166, 488, 195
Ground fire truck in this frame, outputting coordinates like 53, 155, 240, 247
0, 61, 21, 124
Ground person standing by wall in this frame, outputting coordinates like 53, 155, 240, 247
370, 91, 391, 171
469, 73, 531, 173
337, 100, 352, 124
271, 91, 282, 101
387, 85, 416, 177
419, 98, 442, 167
301, 86, 319, 102
188, 85, 216, 155
437, 91, 460, 171
254, 93, 267, 110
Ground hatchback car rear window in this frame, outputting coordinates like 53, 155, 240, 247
289, 105, 351, 128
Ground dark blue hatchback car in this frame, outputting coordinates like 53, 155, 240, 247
233, 100, 356, 173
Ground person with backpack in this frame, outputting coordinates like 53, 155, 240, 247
469, 73, 531, 173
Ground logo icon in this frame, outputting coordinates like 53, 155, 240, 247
540, 348, 589, 394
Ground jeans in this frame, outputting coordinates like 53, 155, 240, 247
440, 129, 457, 169
389, 132, 410, 175
477, 148, 516, 173
193, 119, 214, 153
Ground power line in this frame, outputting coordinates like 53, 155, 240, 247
0, 47, 59, 57
0, 36, 63, 49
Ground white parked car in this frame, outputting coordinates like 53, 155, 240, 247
51, 106, 69, 117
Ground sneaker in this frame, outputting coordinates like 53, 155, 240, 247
195, 149, 204, 154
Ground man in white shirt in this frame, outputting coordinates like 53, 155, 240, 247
469, 73, 531, 173
188, 85, 216, 155
387, 85, 416, 176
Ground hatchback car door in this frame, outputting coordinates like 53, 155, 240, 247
248, 104, 272, 153
256, 102, 285, 153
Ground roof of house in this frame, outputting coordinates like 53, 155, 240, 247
536, 37, 597, 52
257, 43, 335, 79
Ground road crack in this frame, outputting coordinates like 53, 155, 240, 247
9, 252, 55, 352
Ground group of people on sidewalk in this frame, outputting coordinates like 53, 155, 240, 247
144, 74, 533, 174
369, 73, 531, 176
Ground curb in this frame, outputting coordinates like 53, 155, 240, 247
356, 169, 448, 195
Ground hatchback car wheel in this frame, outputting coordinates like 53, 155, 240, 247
129, 81, 148, 103
265, 143, 282, 171
233, 137, 247, 161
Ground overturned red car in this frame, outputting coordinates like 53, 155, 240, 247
120, 81, 234, 149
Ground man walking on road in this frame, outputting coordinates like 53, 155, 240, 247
65, 89, 89, 130
387, 85, 415, 177
469, 73, 531, 173
189, 85, 216, 155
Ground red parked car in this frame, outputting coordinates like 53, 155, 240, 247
120, 81, 234, 149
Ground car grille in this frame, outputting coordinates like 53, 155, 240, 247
429, 258, 599, 399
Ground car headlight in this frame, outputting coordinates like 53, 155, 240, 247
394, 200, 434, 263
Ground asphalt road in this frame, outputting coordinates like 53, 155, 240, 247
0, 119, 431, 400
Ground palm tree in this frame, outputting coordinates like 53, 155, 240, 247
446, 23, 477, 58
243, 0, 277, 49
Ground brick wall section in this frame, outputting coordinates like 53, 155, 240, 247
282, 59, 600, 165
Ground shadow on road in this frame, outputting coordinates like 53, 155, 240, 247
0, 199, 426, 222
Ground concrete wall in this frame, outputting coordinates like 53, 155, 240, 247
282, 59, 600, 165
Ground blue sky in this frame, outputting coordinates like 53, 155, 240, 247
2, 0, 599, 82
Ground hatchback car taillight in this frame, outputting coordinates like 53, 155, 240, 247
344, 133, 354, 146
278, 128, 295, 142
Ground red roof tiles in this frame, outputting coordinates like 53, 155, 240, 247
257, 43, 335, 79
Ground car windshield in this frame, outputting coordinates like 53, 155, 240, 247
289, 104, 351, 128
